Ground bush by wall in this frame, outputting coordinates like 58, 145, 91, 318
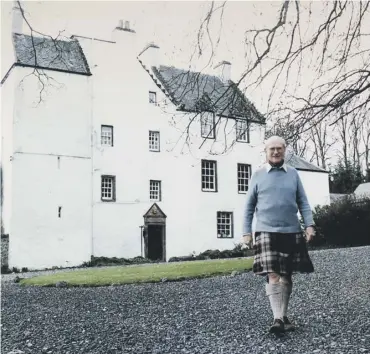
169, 244, 254, 262
312, 196, 370, 247
82, 255, 156, 267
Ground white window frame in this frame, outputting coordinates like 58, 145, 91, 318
217, 212, 234, 238
236, 119, 249, 143
237, 163, 251, 193
200, 112, 215, 139
101, 125, 114, 146
201, 160, 217, 192
150, 180, 162, 201
149, 131, 160, 152
149, 91, 157, 104
101, 175, 116, 202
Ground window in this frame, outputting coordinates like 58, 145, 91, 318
238, 163, 251, 193
201, 160, 217, 192
149, 131, 160, 152
236, 119, 249, 142
217, 212, 233, 238
101, 176, 116, 201
101, 125, 114, 146
200, 113, 215, 139
150, 180, 161, 201
149, 91, 157, 104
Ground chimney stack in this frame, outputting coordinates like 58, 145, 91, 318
112, 19, 137, 54
214, 61, 231, 83
115, 19, 134, 33
12, 0, 23, 34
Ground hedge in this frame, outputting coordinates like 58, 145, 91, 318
311, 196, 370, 248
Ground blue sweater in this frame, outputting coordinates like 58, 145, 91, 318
243, 164, 314, 234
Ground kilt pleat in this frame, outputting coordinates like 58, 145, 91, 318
252, 232, 314, 275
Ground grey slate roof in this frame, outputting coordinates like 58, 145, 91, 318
12, 33, 91, 75
285, 151, 328, 173
151, 65, 265, 123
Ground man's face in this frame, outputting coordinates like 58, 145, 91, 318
266, 143, 285, 164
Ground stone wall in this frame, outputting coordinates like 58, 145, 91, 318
1, 235, 9, 267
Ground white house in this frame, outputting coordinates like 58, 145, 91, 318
1, 12, 330, 270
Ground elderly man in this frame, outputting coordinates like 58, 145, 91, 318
243, 135, 315, 334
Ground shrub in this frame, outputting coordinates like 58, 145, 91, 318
312, 195, 370, 247
168, 244, 254, 262
82, 255, 155, 267
1, 265, 11, 274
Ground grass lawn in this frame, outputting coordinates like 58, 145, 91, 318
20, 257, 254, 287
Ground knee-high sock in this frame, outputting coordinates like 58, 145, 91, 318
280, 281, 292, 317
265, 283, 283, 320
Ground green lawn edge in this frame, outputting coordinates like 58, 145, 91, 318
20, 257, 254, 287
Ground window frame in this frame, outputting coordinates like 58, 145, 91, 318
235, 119, 250, 143
201, 159, 218, 192
149, 180, 162, 202
149, 91, 157, 104
216, 211, 234, 239
237, 163, 252, 194
149, 130, 160, 152
200, 112, 216, 139
101, 125, 114, 147
101, 175, 116, 202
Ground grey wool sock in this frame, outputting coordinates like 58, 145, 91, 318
265, 283, 283, 320
280, 282, 292, 317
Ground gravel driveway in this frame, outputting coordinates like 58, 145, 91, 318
2, 247, 370, 354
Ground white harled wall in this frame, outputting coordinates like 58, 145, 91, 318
4, 67, 92, 269
297, 170, 330, 209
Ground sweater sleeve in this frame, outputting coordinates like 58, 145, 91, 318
243, 172, 258, 234
296, 173, 314, 228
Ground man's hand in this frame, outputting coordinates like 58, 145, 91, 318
305, 226, 315, 242
241, 234, 253, 249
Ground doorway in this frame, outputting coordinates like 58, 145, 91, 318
143, 203, 167, 262
147, 224, 164, 261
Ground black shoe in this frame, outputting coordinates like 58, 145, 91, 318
269, 318, 285, 333
283, 316, 295, 331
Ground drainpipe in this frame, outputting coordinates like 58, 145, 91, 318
139, 225, 144, 257
89, 37, 95, 259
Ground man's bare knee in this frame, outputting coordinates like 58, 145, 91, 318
280, 274, 292, 285
268, 273, 280, 283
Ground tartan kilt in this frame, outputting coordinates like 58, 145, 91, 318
252, 231, 314, 275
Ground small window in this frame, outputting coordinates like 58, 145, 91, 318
217, 212, 233, 238
101, 175, 116, 201
236, 119, 249, 142
149, 131, 160, 152
238, 163, 251, 193
101, 125, 114, 146
150, 180, 161, 201
149, 91, 157, 104
200, 113, 215, 139
201, 160, 217, 192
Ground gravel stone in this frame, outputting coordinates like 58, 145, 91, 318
2, 246, 370, 354
55, 281, 68, 288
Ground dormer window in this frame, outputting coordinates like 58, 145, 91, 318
200, 112, 216, 139
149, 91, 157, 104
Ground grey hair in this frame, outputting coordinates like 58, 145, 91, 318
264, 135, 286, 149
